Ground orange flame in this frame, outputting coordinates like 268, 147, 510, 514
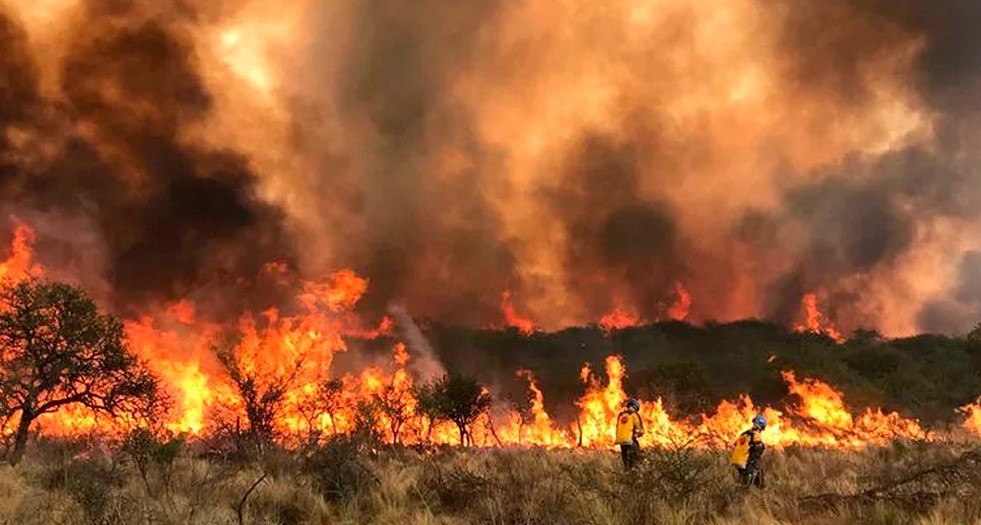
795, 293, 845, 342
0, 221, 970, 449
0, 222, 42, 286
962, 401, 981, 437
598, 308, 641, 333
501, 290, 535, 336
667, 281, 691, 321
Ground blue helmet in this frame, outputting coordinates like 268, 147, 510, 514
625, 398, 640, 411
752, 414, 767, 429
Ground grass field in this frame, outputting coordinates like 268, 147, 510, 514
0, 438, 979, 525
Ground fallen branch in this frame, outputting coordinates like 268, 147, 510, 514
237, 473, 267, 525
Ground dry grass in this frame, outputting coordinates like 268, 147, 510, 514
0, 439, 979, 524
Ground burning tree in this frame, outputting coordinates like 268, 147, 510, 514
417, 374, 492, 446
216, 341, 303, 447
0, 279, 160, 465
295, 378, 347, 445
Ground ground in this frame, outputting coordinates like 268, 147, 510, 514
0, 439, 979, 524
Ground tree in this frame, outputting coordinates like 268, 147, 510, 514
414, 382, 441, 443
216, 342, 302, 447
0, 279, 160, 465
968, 323, 981, 344
372, 384, 414, 445
418, 374, 492, 446
296, 378, 346, 445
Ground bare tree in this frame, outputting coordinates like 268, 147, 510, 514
0, 279, 160, 465
295, 378, 346, 446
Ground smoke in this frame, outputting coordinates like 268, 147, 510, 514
386, 302, 445, 382
0, 0, 979, 336
0, 1, 295, 319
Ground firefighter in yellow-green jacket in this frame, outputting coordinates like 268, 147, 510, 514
615, 398, 644, 470
731, 414, 767, 488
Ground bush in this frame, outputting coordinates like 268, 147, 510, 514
615, 446, 731, 522
420, 462, 491, 513
120, 428, 183, 494
34, 455, 124, 523
303, 436, 378, 503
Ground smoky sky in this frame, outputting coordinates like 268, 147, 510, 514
0, 2, 295, 317
0, 0, 979, 336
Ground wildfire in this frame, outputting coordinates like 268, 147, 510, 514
962, 401, 981, 437
0, 222, 42, 286
599, 308, 642, 333
795, 293, 845, 342
501, 290, 535, 336
599, 282, 692, 334
0, 223, 974, 450
667, 281, 691, 321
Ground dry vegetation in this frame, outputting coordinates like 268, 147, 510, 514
0, 437, 979, 525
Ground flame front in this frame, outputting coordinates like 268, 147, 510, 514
0, 224, 975, 449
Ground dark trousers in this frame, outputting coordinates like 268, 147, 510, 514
620, 441, 639, 470
736, 463, 765, 488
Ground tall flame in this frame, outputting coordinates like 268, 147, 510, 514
501, 290, 535, 336
795, 293, 845, 342
0, 222, 42, 286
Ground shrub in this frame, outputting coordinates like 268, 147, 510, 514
35, 455, 124, 523
303, 436, 378, 503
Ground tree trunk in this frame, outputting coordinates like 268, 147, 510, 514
9, 411, 33, 466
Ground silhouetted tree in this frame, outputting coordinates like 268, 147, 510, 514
216, 342, 302, 447
0, 279, 160, 465
373, 384, 413, 445
296, 378, 346, 445
419, 374, 492, 446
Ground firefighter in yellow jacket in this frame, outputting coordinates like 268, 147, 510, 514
615, 398, 644, 470
731, 414, 767, 488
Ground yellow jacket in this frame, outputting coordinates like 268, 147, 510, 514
731, 429, 763, 468
615, 410, 643, 444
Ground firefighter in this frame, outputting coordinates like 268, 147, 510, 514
615, 398, 644, 470
731, 414, 767, 488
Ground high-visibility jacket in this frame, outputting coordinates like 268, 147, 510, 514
731, 428, 764, 469
615, 410, 643, 445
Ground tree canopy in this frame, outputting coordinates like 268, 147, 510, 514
0, 279, 160, 464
